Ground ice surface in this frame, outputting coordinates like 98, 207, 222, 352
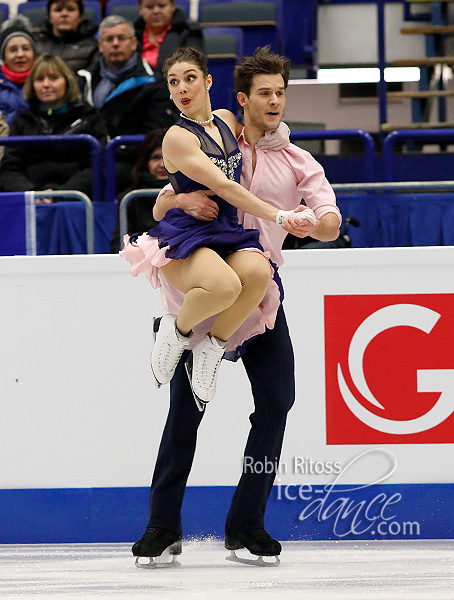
1, 539, 453, 599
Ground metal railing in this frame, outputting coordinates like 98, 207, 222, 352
104, 135, 145, 202
34, 190, 95, 254
119, 188, 162, 247
0, 134, 103, 203
332, 180, 454, 193
290, 129, 376, 182
382, 129, 454, 181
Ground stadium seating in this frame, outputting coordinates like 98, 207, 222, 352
17, 0, 101, 27
105, 0, 190, 20
204, 26, 244, 112
0, 3, 9, 26
198, 0, 282, 55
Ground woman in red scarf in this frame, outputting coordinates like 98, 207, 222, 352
0, 16, 36, 125
134, 0, 204, 73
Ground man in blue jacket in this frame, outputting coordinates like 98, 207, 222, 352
77, 15, 177, 194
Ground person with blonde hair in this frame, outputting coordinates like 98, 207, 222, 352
0, 54, 108, 200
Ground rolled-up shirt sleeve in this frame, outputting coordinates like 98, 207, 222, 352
283, 145, 342, 225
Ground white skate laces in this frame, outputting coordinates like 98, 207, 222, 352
275, 208, 317, 227
151, 314, 191, 387
191, 335, 227, 403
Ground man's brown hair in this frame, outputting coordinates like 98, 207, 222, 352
233, 46, 290, 97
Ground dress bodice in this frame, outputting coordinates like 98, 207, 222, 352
167, 114, 242, 218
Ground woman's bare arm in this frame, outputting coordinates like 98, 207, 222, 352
163, 127, 279, 223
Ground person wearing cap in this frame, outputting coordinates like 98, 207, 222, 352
35, 0, 98, 72
0, 16, 36, 126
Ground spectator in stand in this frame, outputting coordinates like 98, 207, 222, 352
0, 111, 8, 159
77, 15, 176, 194
0, 54, 108, 201
110, 127, 169, 253
35, 0, 98, 72
134, 0, 204, 72
0, 16, 36, 125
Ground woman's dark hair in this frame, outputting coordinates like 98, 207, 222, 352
47, 0, 84, 17
23, 54, 82, 103
132, 128, 168, 185
163, 46, 208, 79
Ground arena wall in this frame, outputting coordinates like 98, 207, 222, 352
1, 250, 453, 542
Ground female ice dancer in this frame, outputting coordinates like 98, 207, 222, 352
121, 47, 315, 407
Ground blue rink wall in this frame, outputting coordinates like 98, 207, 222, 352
1, 252, 454, 545
1, 484, 454, 544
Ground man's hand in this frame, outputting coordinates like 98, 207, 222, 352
284, 210, 341, 242
283, 206, 317, 238
175, 190, 219, 221
36, 189, 54, 204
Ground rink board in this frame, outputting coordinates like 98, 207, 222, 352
1, 250, 454, 543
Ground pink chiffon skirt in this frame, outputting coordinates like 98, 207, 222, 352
120, 233, 281, 353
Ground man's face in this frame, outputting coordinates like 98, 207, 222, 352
98, 24, 137, 68
238, 73, 286, 132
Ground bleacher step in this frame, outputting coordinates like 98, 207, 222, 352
381, 122, 454, 132
400, 25, 454, 34
387, 90, 454, 99
392, 57, 454, 66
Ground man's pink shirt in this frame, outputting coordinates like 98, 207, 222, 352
237, 129, 341, 266
158, 129, 341, 266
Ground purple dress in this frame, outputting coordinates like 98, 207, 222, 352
121, 114, 280, 357
139, 114, 264, 258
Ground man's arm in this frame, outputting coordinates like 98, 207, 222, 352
284, 211, 340, 241
154, 188, 219, 221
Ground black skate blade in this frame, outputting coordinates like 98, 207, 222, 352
184, 355, 206, 412
150, 317, 162, 389
225, 550, 280, 567
135, 554, 181, 569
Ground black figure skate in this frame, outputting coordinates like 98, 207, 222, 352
132, 527, 182, 568
225, 527, 281, 567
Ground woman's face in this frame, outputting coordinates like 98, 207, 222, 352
33, 69, 67, 108
49, 0, 82, 37
148, 146, 167, 179
167, 61, 210, 116
4, 36, 34, 73
140, 0, 174, 32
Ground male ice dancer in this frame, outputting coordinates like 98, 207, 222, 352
132, 47, 341, 566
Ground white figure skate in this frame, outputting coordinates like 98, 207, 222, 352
185, 334, 226, 411
151, 314, 191, 388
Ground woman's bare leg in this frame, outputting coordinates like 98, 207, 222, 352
210, 251, 271, 341
160, 247, 242, 336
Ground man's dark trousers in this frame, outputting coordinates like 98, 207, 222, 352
146, 306, 295, 534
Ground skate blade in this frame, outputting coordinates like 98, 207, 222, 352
135, 555, 181, 569
225, 550, 280, 567
150, 317, 162, 389
184, 356, 206, 412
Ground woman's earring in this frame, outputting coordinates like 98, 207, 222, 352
206, 86, 210, 91
170, 93, 173, 100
